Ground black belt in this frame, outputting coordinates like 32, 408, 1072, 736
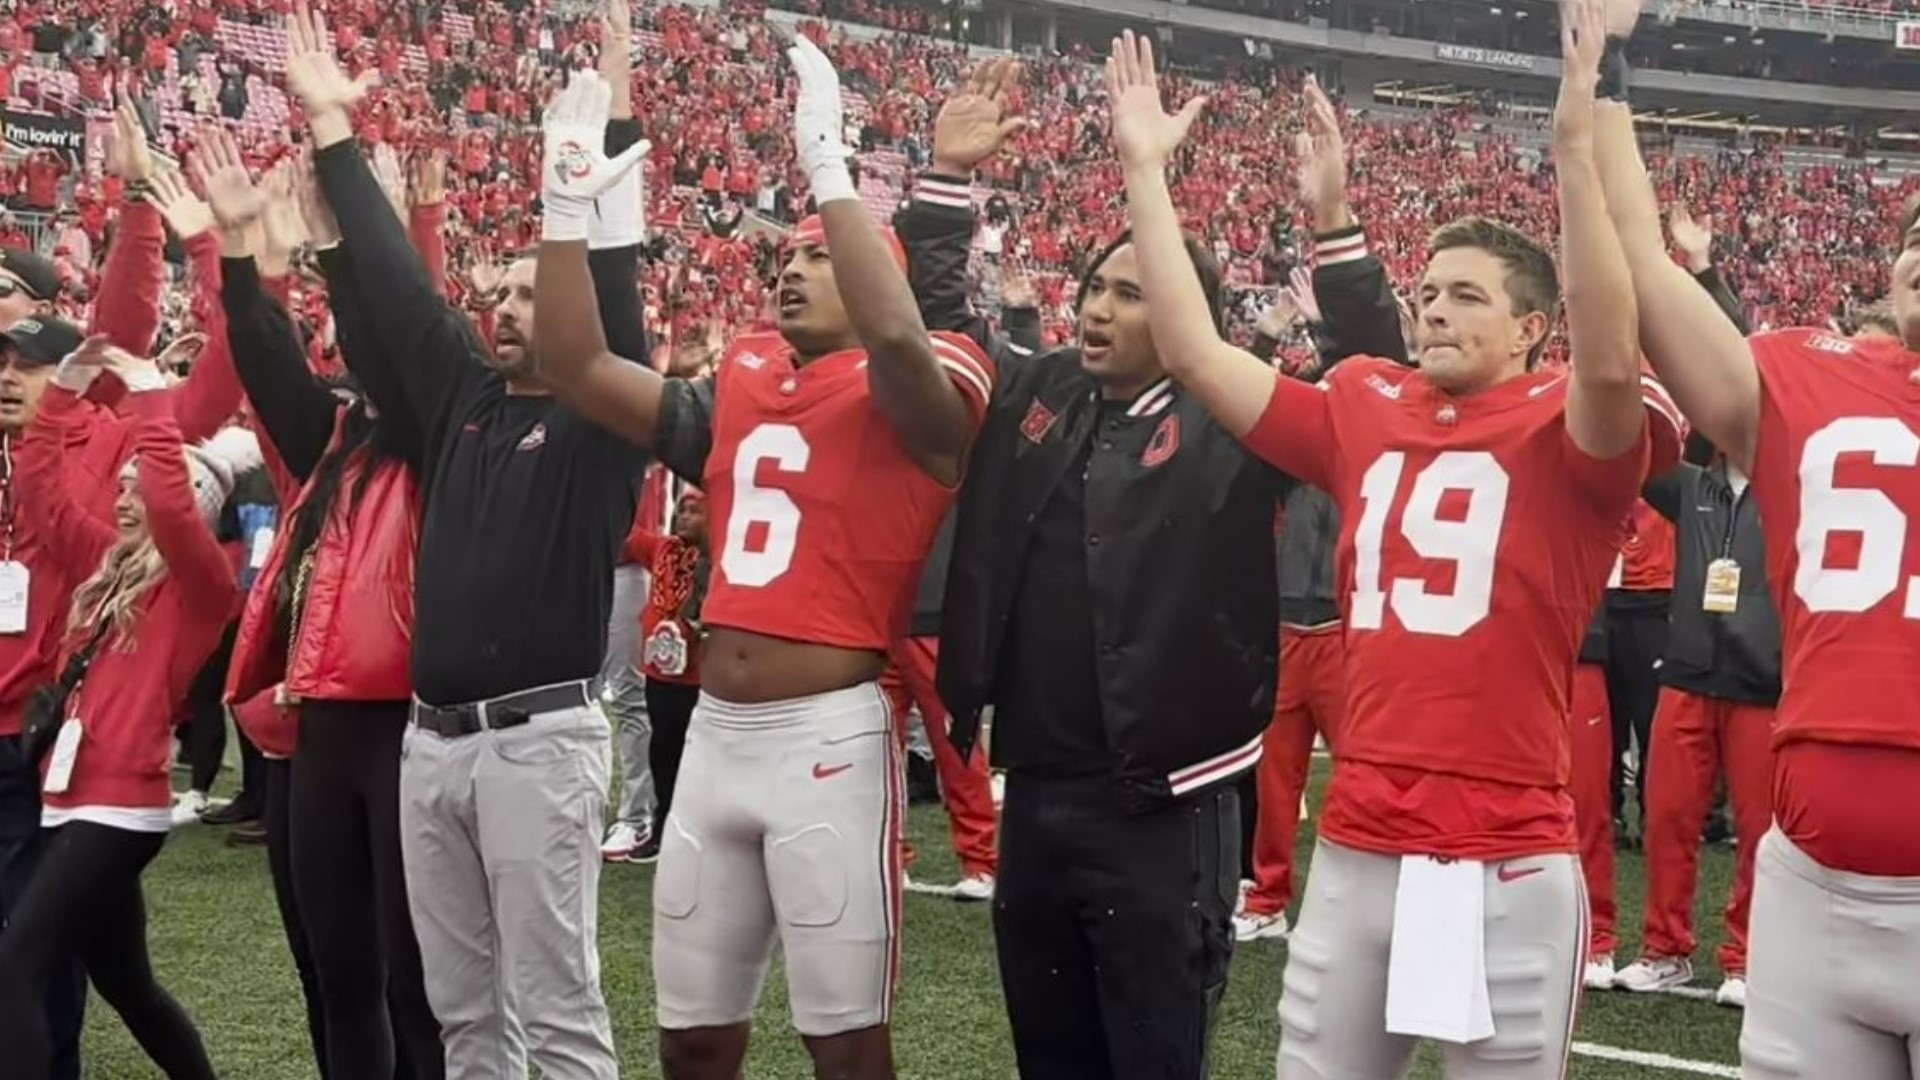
412, 682, 592, 739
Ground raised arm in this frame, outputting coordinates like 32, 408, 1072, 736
113, 357, 244, 622
1592, 3, 1758, 471
287, 2, 485, 429
1670, 204, 1752, 336
1295, 78, 1407, 369
408, 154, 449, 296
15, 372, 115, 581
221, 253, 338, 481
791, 35, 982, 485
1109, 32, 1331, 486
1556, 0, 1645, 462
91, 94, 165, 355
894, 58, 1028, 365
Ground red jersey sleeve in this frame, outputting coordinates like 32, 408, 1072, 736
930, 330, 994, 428
1242, 362, 1337, 490
1555, 372, 1686, 500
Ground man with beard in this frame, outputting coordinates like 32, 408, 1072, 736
286, 3, 644, 1075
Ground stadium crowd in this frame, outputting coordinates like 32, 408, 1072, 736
0, 0, 1914, 1078
0, 0, 1907, 354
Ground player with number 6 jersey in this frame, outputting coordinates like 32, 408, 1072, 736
531, 40, 995, 1080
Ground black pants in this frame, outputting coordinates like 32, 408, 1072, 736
0, 734, 84, 1080
265, 757, 332, 1079
0, 822, 215, 1080
994, 773, 1237, 1080
180, 624, 238, 795
290, 701, 443, 1080
646, 679, 701, 827
1604, 597, 1670, 822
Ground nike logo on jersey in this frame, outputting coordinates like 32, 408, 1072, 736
1496, 864, 1545, 884
812, 762, 854, 780
1528, 376, 1569, 398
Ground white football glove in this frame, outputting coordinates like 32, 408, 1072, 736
787, 35, 855, 205
540, 70, 651, 243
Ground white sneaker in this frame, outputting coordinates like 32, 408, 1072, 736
952, 873, 995, 902
1614, 955, 1693, 993
1233, 910, 1290, 942
1584, 953, 1617, 990
600, 822, 643, 862
1715, 976, 1747, 1009
170, 790, 209, 828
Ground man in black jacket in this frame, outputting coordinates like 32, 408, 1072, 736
896, 64, 1287, 1078
289, 5, 644, 1074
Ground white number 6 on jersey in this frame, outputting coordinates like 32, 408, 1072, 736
721, 423, 810, 587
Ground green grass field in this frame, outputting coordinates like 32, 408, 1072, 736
83, 761, 1745, 1078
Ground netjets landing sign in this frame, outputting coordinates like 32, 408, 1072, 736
1434, 43, 1539, 72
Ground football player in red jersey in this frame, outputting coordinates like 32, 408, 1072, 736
1594, 4, 1920, 1074
531, 42, 993, 1080
1110, 9, 1681, 1075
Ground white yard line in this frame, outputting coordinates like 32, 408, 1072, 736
1571, 1041, 1740, 1077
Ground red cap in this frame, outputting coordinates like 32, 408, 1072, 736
788, 214, 908, 274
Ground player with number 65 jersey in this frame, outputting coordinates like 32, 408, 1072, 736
1113, 15, 1679, 1075
531, 42, 993, 1079
1592, 25, 1920, 1073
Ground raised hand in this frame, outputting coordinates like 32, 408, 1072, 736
372, 142, 407, 220
292, 147, 341, 248
156, 331, 208, 374
1603, 0, 1648, 37
409, 150, 447, 209
1294, 75, 1348, 228
1284, 264, 1322, 325
602, 0, 632, 47
539, 70, 652, 240
931, 57, 1026, 177
1554, 0, 1606, 148
1000, 262, 1038, 309
260, 161, 308, 277
786, 34, 852, 200
1669, 203, 1714, 272
1106, 30, 1205, 173
1256, 289, 1298, 340
285, 2, 377, 124
187, 123, 267, 232
147, 168, 217, 241
107, 90, 154, 183
466, 259, 503, 303
52, 333, 114, 392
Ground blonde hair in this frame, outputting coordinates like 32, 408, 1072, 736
66, 536, 169, 648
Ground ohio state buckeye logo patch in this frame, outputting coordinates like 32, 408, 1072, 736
552, 141, 592, 184
1019, 398, 1057, 444
1141, 414, 1180, 468
645, 623, 690, 677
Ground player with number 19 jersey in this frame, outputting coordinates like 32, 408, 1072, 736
1748, 328, 1920, 876
1244, 356, 1683, 860
699, 328, 995, 645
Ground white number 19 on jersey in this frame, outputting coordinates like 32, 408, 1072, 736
1350, 450, 1511, 637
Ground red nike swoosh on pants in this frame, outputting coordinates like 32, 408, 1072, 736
1497, 864, 1544, 884
812, 762, 854, 780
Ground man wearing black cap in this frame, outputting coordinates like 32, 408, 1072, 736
0, 314, 97, 1080
0, 248, 63, 327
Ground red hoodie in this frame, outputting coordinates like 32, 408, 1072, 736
19, 388, 237, 821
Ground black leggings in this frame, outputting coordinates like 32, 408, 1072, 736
290, 701, 444, 1080
264, 757, 331, 1079
646, 679, 701, 827
0, 822, 216, 1080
